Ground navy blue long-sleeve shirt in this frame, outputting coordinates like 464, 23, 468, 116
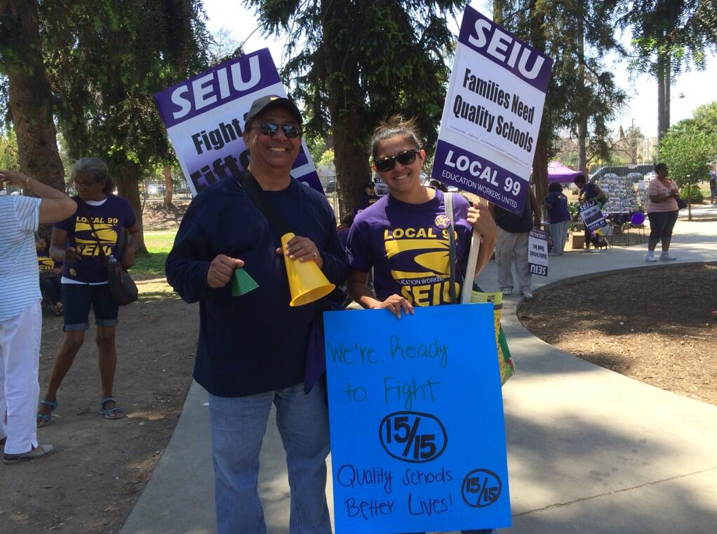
166, 177, 348, 397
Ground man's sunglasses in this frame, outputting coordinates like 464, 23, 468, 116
248, 122, 302, 139
374, 149, 420, 172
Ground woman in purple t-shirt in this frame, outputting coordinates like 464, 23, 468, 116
346, 120, 500, 533
37, 158, 139, 426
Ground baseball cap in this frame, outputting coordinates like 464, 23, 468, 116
244, 95, 303, 127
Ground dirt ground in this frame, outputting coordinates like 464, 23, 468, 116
140, 200, 189, 231
2, 201, 714, 533
0, 217, 198, 533
520, 263, 717, 405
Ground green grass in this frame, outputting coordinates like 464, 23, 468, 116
132, 230, 177, 277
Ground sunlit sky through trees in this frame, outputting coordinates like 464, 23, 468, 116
205, 0, 716, 141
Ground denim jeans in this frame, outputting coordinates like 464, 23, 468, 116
209, 382, 331, 534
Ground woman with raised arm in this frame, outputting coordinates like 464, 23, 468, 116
1, 170, 76, 463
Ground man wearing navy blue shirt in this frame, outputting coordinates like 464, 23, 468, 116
166, 96, 347, 534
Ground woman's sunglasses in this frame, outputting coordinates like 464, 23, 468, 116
374, 149, 420, 172
248, 122, 302, 139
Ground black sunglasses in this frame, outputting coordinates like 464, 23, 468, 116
374, 149, 421, 172
248, 122, 302, 139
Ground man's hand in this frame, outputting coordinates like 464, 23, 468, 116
277, 235, 323, 269
207, 254, 245, 288
369, 294, 414, 319
467, 203, 497, 241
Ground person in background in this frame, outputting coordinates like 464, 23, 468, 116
645, 162, 680, 262
359, 180, 379, 210
337, 211, 355, 251
1, 169, 76, 464
346, 114, 499, 534
544, 182, 570, 255
36, 234, 64, 316
429, 179, 448, 192
36, 158, 139, 427
709, 171, 716, 205
573, 174, 607, 252
491, 187, 541, 299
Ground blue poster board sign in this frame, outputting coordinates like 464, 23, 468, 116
324, 305, 511, 534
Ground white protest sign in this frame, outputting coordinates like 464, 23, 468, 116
154, 49, 322, 196
528, 229, 549, 276
579, 200, 607, 234
432, 6, 553, 214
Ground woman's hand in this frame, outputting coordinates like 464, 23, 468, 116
277, 235, 323, 269
467, 203, 498, 241
369, 294, 414, 319
63, 247, 82, 263
122, 249, 136, 270
0, 170, 31, 187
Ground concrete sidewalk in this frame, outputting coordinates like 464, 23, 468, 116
121, 206, 717, 534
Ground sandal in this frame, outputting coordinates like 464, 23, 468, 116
98, 397, 124, 420
3, 444, 54, 465
37, 400, 58, 427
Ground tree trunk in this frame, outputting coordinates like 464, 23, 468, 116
163, 166, 174, 207
657, 50, 667, 144
576, 17, 588, 174
664, 53, 671, 134
114, 160, 148, 254
528, 0, 548, 219
321, 0, 371, 217
2, 0, 65, 192
533, 126, 549, 220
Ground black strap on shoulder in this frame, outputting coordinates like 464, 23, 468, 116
236, 170, 292, 239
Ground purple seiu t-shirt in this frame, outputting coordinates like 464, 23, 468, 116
54, 195, 136, 283
544, 192, 570, 223
347, 189, 473, 307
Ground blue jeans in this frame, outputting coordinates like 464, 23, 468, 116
209, 382, 331, 534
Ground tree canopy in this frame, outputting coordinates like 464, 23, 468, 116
659, 121, 717, 218
244, 0, 465, 214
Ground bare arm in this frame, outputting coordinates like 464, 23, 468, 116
466, 201, 498, 277
50, 227, 81, 263
347, 268, 413, 319
122, 223, 140, 269
0, 170, 76, 224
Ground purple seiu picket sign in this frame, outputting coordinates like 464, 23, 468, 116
154, 49, 323, 196
458, 6, 552, 94
154, 49, 281, 129
432, 139, 526, 214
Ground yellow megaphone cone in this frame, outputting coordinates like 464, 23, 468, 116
281, 233, 335, 307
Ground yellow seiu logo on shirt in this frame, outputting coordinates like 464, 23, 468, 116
383, 227, 460, 307
75, 218, 118, 257
38, 256, 55, 271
